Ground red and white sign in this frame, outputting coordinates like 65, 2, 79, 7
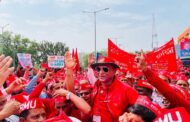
146, 39, 177, 72
153, 107, 190, 122
48, 56, 64, 68
108, 39, 138, 72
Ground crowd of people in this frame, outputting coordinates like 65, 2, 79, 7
0, 50, 190, 122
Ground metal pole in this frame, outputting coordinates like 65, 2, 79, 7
83, 8, 109, 62
152, 14, 154, 49
94, 12, 97, 62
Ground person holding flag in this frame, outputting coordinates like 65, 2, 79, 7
135, 50, 190, 113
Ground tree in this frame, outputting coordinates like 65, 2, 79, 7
0, 31, 69, 67
81, 49, 108, 69
0, 32, 39, 67
37, 41, 69, 63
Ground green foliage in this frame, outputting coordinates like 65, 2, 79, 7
37, 41, 69, 64
81, 49, 108, 69
99, 49, 107, 56
0, 31, 69, 67
82, 53, 89, 68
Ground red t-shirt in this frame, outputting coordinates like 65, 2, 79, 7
91, 78, 138, 122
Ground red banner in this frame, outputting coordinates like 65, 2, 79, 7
75, 48, 80, 71
108, 38, 177, 73
146, 39, 177, 72
108, 39, 138, 72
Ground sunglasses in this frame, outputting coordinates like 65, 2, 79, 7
56, 105, 67, 110
80, 92, 90, 96
95, 66, 109, 73
177, 83, 188, 87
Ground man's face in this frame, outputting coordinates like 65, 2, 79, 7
125, 78, 135, 87
94, 65, 116, 83
54, 101, 72, 115
162, 96, 170, 109
40, 68, 47, 77
80, 89, 92, 103
119, 112, 145, 122
52, 82, 64, 93
176, 80, 189, 91
135, 87, 152, 98
25, 108, 46, 122
159, 75, 170, 83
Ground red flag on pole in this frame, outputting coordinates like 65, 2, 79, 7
108, 38, 138, 72
146, 39, 177, 72
72, 48, 75, 58
75, 48, 80, 71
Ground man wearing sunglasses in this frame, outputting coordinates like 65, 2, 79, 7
90, 57, 138, 122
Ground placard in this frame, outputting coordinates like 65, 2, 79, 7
17, 53, 33, 68
48, 56, 64, 68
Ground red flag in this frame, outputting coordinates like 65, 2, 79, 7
108, 38, 138, 72
75, 48, 80, 71
72, 48, 75, 58
41, 63, 50, 69
146, 39, 177, 72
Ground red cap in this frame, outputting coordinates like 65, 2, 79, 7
135, 95, 162, 116
90, 56, 119, 69
153, 107, 190, 122
41, 63, 52, 72
176, 74, 187, 82
41, 63, 49, 69
54, 97, 66, 103
20, 98, 45, 113
12, 92, 29, 103
137, 80, 154, 90
80, 83, 93, 91
169, 72, 177, 80
158, 70, 170, 79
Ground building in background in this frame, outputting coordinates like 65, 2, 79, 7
178, 27, 190, 67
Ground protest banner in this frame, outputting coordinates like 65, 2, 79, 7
146, 39, 177, 72
108, 38, 177, 73
17, 53, 33, 68
108, 39, 138, 72
48, 56, 64, 68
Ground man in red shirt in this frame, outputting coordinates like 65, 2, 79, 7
19, 98, 46, 122
90, 57, 138, 122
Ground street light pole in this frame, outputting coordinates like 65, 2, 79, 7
83, 8, 109, 62
94, 12, 96, 59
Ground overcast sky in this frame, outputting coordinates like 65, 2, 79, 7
0, 0, 189, 53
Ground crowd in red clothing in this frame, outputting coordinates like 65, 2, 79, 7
0, 50, 189, 122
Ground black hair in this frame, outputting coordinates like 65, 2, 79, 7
128, 104, 156, 122
19, 109, 30, 118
